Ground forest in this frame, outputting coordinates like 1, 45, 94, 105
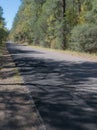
7, 0, 97, 53
0, 6, 8, 46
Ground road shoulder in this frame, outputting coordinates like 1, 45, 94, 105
0, 44, 46, 130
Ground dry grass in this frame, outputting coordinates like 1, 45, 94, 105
0, 43, 9, 57
0, 44, 22, 81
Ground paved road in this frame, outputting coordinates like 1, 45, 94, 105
7, 43, 97, 130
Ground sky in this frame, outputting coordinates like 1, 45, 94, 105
0, 0, 21, 30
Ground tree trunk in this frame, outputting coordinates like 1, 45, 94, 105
62, 0, 66, 49
62, 0, 66, 17
77, 0, 81, 16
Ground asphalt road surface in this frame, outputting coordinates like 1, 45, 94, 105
7, 42, 97, 130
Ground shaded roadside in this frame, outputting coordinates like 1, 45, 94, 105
0, 44, 46, 130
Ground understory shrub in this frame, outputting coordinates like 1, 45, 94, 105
69, 24, 97, 53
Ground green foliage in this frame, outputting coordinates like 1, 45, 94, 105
69, 24, 97, 52
10, 0, 65, 49
0, 6, 8, 44
10, 0, 97, 53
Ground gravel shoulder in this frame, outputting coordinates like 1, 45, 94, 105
0, 44, 46, 130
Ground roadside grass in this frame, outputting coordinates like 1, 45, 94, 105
0, 43, 6, 69
29, 45, 97, 62
0, 43, 22, 82
0, 43, 5, 56
13, 68, 22, 81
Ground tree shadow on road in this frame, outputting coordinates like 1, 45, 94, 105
7, 43, 97, 130
14, 57, 97, 130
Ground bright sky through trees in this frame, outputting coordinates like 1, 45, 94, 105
0, 0, 21, 30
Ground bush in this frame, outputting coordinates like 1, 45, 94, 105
50, 38, 63, 49
69, 24, 97, 53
